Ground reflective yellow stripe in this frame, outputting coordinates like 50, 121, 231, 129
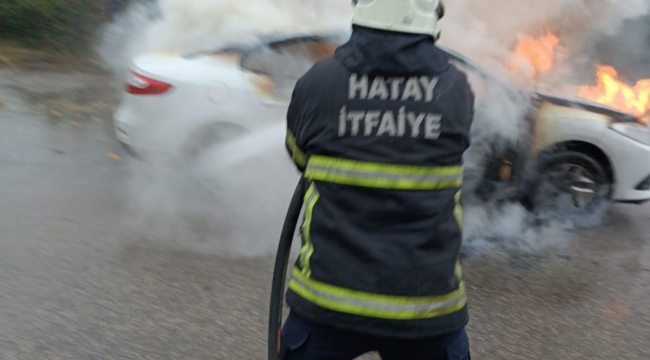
299, 182, 320, 277
305, 155, 463, 190
286, 129, 307, 167
288, 267, 467, 320
454, 190, 463, 231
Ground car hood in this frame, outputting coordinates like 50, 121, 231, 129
534, 91, 638, 123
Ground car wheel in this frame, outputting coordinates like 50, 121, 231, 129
523, 151, 612, 216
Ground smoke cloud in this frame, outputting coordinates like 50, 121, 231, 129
100, 0, 650, 257
439, 0, 650, 88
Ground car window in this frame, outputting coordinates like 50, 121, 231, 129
241, 37, 341, 98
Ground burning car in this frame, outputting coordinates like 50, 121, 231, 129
113, 31, 650, 216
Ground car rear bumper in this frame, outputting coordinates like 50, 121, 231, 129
113, 101, 178, 162
113, 104, 153, 151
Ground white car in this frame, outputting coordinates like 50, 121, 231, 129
113, 31, 650, 215
113, 32, 348, 161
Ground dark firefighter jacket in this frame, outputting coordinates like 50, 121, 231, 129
284, 26, 476, 339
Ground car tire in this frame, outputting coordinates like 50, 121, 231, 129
521, 151, 613, 217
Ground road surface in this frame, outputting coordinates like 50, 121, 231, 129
0, 52, 648, 360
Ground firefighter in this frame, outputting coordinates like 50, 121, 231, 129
282, 0, 475, 358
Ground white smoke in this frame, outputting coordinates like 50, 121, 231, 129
99, 0, 649, 257
97, 0, 351, 81
97, 0, 162, 83
439, 0, 650, 77
120, 131, 302, 257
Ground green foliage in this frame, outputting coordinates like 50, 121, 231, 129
1, 0, 130, 54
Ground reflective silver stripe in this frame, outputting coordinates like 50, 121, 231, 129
299, 182, 319, 277
304, 156, 463, 190
307, 163, 463, 184
289, 268, 467, 320
454, 190, 463, 230
286, 129, 307, 167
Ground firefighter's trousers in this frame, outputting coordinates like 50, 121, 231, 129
280, 311, 471, 360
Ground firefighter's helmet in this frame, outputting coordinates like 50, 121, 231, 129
351, 0, 445, 40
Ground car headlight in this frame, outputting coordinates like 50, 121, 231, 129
610, 122, 650, 145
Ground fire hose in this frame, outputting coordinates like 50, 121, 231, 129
268, 177, 307, 360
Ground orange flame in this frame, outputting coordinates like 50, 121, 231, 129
509, 31, 560, 77
579, 66, 650, 121
507, 31, 648, 123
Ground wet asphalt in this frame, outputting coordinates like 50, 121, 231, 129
0, 54, 648, 360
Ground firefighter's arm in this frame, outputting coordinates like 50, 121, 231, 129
285, 83, 308, 172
